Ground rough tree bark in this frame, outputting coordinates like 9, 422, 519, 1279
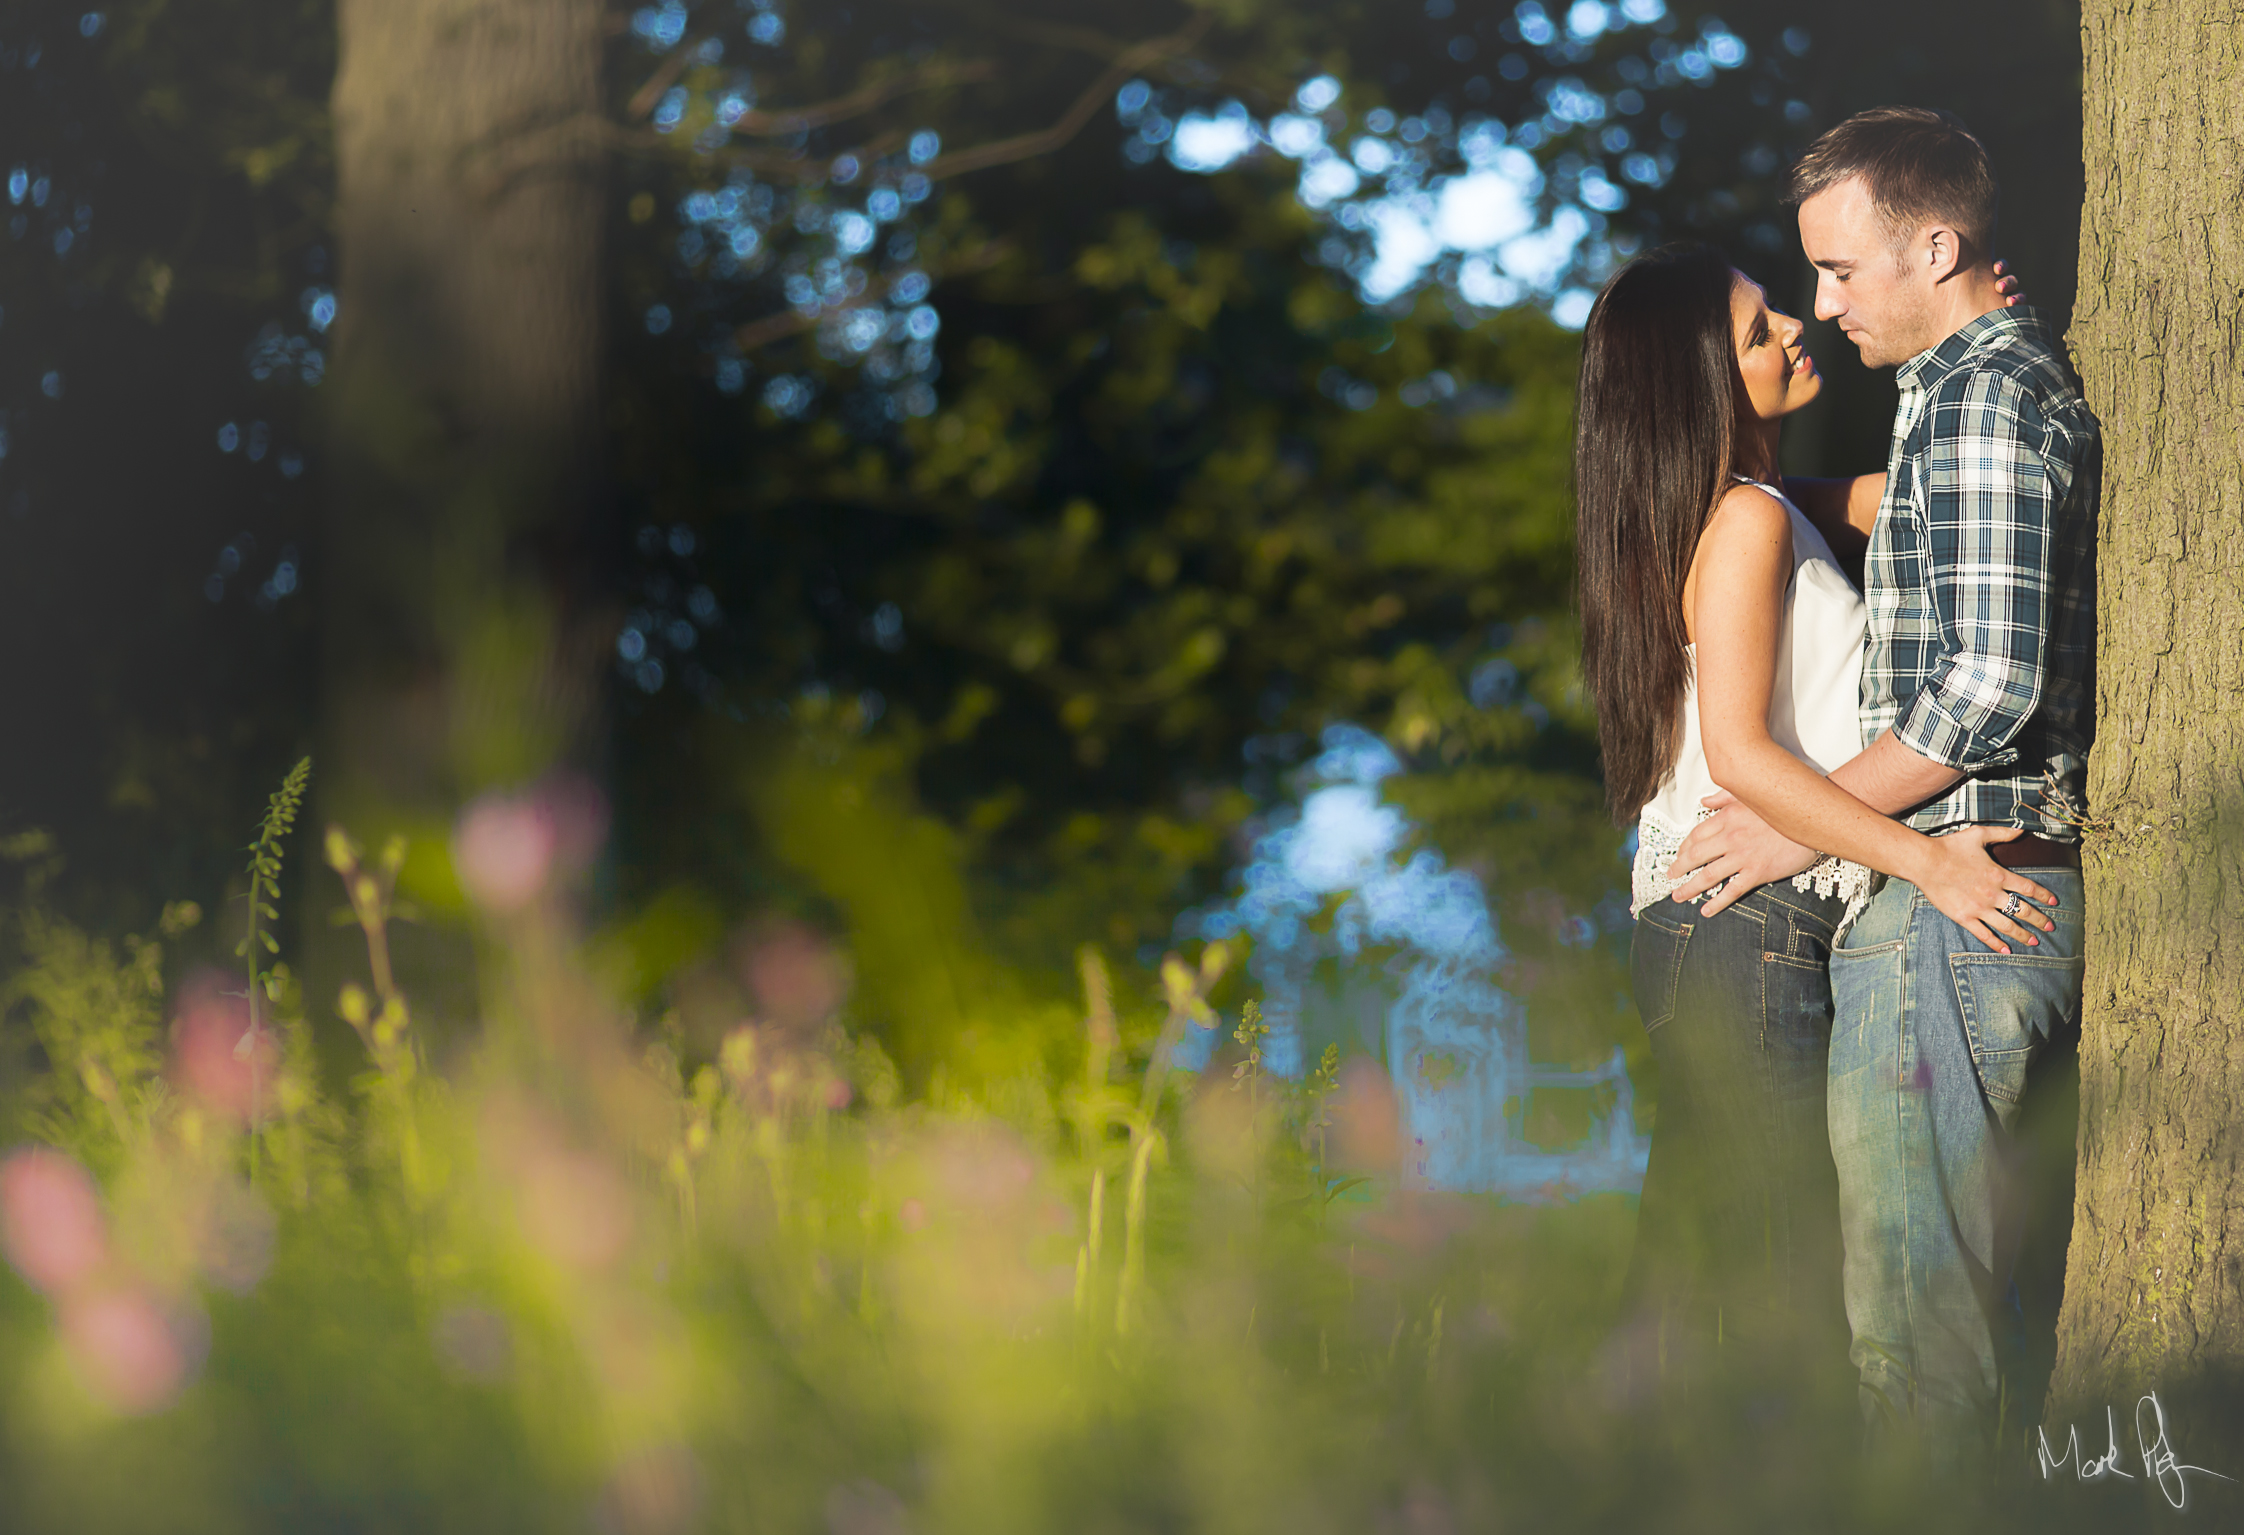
324, 0, 609, 831
2049, 0, 2244, 1431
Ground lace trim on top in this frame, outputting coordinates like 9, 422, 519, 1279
1630, 810, 1874, 934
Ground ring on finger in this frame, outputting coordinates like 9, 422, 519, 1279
2000, 891, 2022, 920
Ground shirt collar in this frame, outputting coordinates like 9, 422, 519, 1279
1895, 303, 2051, 391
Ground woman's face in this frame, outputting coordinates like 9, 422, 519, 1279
1730, 272, 1821, 420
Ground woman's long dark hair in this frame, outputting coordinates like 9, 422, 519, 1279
1574, 243, 1747, 824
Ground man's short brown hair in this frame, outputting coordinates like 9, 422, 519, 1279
1784, 106, 1998, 255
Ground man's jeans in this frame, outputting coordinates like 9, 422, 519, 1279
1627, 883, 1851, 1378
1828, 867, 2085, 1446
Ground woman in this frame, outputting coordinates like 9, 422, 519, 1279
1572, 244, 2057, 1383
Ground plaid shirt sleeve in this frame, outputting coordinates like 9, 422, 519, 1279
1891, 371, 2057, 771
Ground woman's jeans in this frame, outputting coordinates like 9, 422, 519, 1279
1626, 883, 1851, 1377
1828, 869, 2085, 1450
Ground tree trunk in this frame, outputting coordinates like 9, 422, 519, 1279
2049, 0, 2244, 1431
324, 0, 609, 832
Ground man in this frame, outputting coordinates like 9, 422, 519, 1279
1669, 107, 2098, 1450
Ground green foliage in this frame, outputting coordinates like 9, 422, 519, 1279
599, 0, 2083, 1011
2, 869, 345, 1234
236, 758, 310, 1008
748, 723, 1055, 1086
622, 149, 1619, 987
2, 901, 172, 1173
14, 0, 2085, 1020
226, 756, 309, 1188
603, 7, 1892, 1018
0, 780, 2118, 1532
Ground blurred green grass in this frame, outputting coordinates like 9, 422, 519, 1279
0, 775, 2176, 1535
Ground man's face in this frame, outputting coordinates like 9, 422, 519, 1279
1796, 176, 1936, 369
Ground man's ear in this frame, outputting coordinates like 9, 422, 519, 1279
1923, 224, 1966, 284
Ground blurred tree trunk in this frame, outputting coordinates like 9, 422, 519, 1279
324, 0, 609, 835
2049, 0, 2244, 1424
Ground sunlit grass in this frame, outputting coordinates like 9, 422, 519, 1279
0, 772, 2154, 1533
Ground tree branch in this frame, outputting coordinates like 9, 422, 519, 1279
640, 126, 917, 186
921, 15, 1212, 183
732, 239, 1014, 354
729, 60, 1001, 137
617, 18, 1212, 187
627, 48, 999, 133
625, 37, 706, 121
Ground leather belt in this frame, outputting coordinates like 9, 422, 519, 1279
1985, 833, 2081, 870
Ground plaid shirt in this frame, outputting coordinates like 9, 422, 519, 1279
1860, 305, 2098, 839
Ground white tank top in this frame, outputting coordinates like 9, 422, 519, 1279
1629, 482, 1874, 924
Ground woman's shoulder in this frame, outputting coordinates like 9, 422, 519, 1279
1684, 479, 1796, 628
1710, 478, 1792, 526
1701, 480, 1796, 555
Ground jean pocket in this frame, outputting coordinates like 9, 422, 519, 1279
1947, 951, 2085, 1108
1758, 948, 1835, 1070
1766, 899, 1837, 961
1631, 914, 1693, 1033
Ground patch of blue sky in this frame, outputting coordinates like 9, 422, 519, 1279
1546, 78, 1608, 125
1357, 157, 1589, 314
1296, 156, 1361, 209
1181, 726, 1505, 1067
1358, 201, 1447, 303
1266, 114, 1324, 159
1282, 782, 1406, 894
1143, 67, 1625, 320
1551, 289, 1595, 328
1578, 163, 1628, 212
1456, 258, 1524, 311
1166, 104, 1258, 175
1433, 167, 1538, 250
631, 2, 687, 51
1180, 723, 1649, 1196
